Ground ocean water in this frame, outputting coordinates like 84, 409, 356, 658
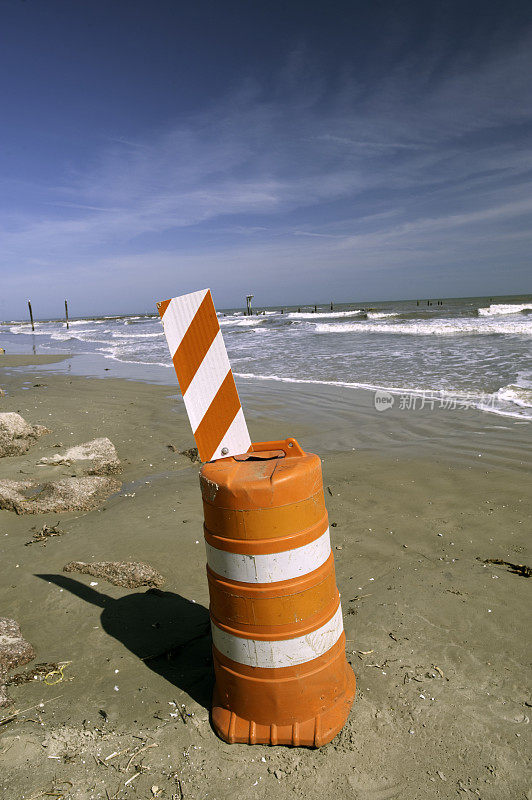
1, 294, 531, 421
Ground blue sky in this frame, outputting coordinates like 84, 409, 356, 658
0, 0, 531, 319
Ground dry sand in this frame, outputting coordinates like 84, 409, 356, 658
0, 354, 530, 800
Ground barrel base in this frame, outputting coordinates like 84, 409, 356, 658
211, 666, 356, 747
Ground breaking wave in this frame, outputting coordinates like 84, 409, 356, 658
478, 303, 532, 316
314, 317, 532, 336
287, 310, 366, 319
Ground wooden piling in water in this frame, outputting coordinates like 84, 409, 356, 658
65, 299, 69, 329
28, 300, 34, 331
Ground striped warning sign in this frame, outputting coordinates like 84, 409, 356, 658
157, 289, 251, 462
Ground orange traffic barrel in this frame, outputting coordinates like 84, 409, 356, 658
200, 437, 356, 747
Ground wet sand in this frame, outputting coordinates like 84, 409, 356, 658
0, 355, 530, 800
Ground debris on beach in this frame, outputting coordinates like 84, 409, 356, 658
6, 661, 60, 686
25, 522, 64, 546
481, 557, 531, 578
37, 437, 121, 475
180, 447, 201, 463
63, 560, 165, 589
0, 618, 36, 707
0, 412, 50, 457
41, 725, 102, 760
0, 476, 121, 514
168, 443, 200, 462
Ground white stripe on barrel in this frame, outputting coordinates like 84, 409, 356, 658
211, 603, 344, 668
206, 529, 331, 584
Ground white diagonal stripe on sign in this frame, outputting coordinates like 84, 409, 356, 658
210, 407, 251, 461
161, 289, 208, 357
211, 603, 344, 669
184, 330, 232, 433
206, 529, 331, 583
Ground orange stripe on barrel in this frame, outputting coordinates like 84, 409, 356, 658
202, 491, 326, 540
172, 291, 220, 394
207, 556, 338, 630
204, 516, 329, 555
211, 592, 340, 640
194, 370, 241, 461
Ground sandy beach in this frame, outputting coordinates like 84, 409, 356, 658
0, 354, 530, 800
2, 0, 532, 795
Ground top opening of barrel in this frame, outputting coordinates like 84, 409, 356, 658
246, 438, 305, 459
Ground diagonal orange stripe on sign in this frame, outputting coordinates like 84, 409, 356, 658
172, 291, 220, 394
157, 298, 172, 318
194, 370, 241, 461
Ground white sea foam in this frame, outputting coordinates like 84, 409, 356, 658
288, 310, 366, 319
315, 317, 532, 336
51, 332, 110, 344
219, 317, 262, 327
478, 303, 532, 316
496, 382, 532, 409
234, 373, 530, 419
111, 331, 164, 339
367, 312, 398, 319
9, 324, 54, 336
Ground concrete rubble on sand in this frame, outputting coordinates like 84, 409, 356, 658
0, 476, 121, 514
179, 447, 201, 463
0, 412, 50, 457
62, 560, 165, 589
37, 437, 121, 475
0, 618, 35, 707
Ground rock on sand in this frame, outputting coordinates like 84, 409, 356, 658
0, 476, 121, 514
37, 437, 121, 475
0, 618, 35, 707
0, 412, 50, 457
62, 560, 165, 589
